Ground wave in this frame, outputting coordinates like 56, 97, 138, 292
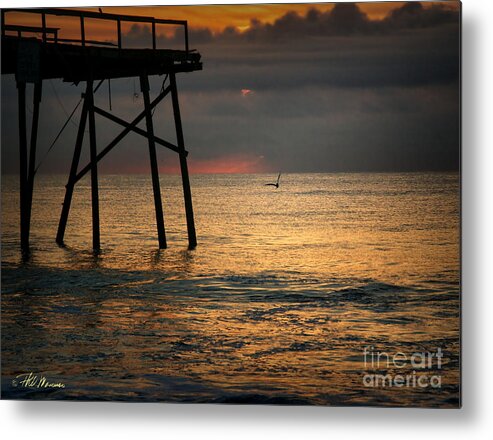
1, 263, 447, 316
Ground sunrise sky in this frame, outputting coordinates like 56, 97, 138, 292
1, 2, 461, 174
6, 2, 459, 33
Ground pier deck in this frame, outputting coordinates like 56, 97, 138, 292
1, 36, 202, 82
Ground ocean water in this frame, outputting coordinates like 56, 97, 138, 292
1, 173, 460, 406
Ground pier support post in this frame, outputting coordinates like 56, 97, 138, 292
86, 79, 101, 251
140, 74, 167, 249
26, 81, 42, 242
56, 93, 89, 245
170, 72, 197, 249
17, 81, 29, 252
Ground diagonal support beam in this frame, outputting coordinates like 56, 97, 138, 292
93, 104, 183, 154
56, 93, 89, 245
72, 85, 172, 185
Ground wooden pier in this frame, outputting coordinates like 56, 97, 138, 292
1, 8, 202, 253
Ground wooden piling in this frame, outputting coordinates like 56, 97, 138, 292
17, 81, 29, 252
26, 81, 42, 241
170, 73, 197, 249
86, 79, 101, 251
140, 74, 167, 249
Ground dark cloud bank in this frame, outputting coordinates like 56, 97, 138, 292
1, 2, 460, 174
127, 2, 458, 44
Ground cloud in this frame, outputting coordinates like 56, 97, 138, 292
176, 24, 459, 94
233, 2, 458, 41
384, 1, 459, 29
174, 84, 459, 173
237, 3, 372, 40
120, 2, 459, 47
119, 2, 459, 92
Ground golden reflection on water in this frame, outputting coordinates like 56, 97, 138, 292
1, 173, 459, 406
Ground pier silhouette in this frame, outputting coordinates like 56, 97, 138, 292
1, 8, 202, 252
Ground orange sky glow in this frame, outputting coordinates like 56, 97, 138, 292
5, 2, 460, 40
170, 153, 269, 174
119, 154, 269, 174
84, 2, 460, 32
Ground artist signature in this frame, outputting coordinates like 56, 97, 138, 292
12, 372, 65, 389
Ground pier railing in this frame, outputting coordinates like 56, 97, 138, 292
1, 8, 189, 54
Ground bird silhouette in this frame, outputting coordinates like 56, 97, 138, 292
265, 173, 281, 189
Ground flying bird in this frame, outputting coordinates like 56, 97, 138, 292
265, 173, 281, 189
